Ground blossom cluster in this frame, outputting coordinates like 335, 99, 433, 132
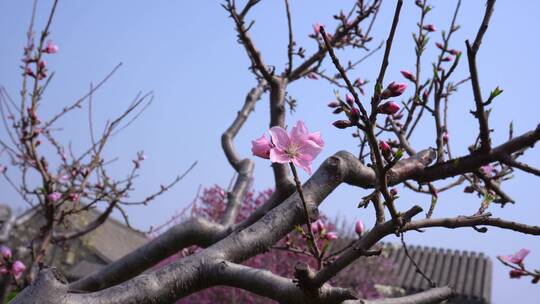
0, 246, 26, 280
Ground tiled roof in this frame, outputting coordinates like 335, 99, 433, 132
383, 243, 492, 304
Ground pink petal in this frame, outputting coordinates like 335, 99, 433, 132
290, 121, 309, 141
511, 248, 530, 264
308, 131, 324, 148
269, 126, 290, 150
297, 139, 323, 163
293, 155, 313, 175
251, 134, 272, 159
269, 148, 292, 164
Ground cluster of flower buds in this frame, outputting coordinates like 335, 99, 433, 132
353, 78, 367, 95
329, 93, 362, 130
23, 40, 58, 80
435, 42, 460, 60
311, 219, 338, 240
0, 246, 26, 280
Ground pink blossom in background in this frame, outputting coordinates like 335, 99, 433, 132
43, 40, 59, 54
325, 231, 338, 240
480, 164, 494, 177
47, 191, 62, 203
306, 72, 319, 80
11, 261, 26, 279
268, 121, 324, 174
345, 94, 355, 106
251, 134, 273, 159
500, 248, 530, 265
311, 219, 325, 234
151, 184, 396, 303
0, 246, 12, 260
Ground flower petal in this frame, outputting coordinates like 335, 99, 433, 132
291, 120, 309, 141
293, 155, 313, 175
269, 126, 290, 150
269, 148, 292, 164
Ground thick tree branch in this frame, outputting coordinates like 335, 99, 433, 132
344, 286, 453, 304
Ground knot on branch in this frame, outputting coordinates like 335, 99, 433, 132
293, 262, 319, 291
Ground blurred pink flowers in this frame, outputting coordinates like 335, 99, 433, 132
43, 40, 59, 54
47, 191, 62, 203
252, 121, 324, 174
500, 248, 530, 265
12, 261, 26, 279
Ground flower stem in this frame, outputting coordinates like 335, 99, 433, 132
289, 163, 322, 267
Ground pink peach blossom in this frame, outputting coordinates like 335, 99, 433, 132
47, 191, 62, 203
379, 140, 391, 154
268, 121, 324, 174
0, 246, 11, 260
12, 260, 25, 279
325, 231, 338, 240
43, 40, 59, 54
500, 248, 530, 265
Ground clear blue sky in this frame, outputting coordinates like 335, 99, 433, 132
1, 1, 539, 303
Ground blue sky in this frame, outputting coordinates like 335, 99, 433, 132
1, 1, 539, 302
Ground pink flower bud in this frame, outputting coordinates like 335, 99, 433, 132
381, 82, 407, 99
345, 94, 355, 107
311, 219, 325, 234
69, 193, 80, 202
355, 220, 365, 236
509, 269, 526, 279
0, 267, 9, 275
38, 60, 47, 71
400, 70, 416, 82
306, 72, 319, 80
441, 56, 452, 62
333, 120, 352, 129
313, 23, 324, 35
327, 101, 340, 108
422, 90, 429, 101
390, 187, 398, 196
379, 140, 391, 154
325, 231, 338, 240
24, 67, 35, 78
43, 40, 59, 54
448, 49, 461, 55
378, 101, 400, 115
251, 134, 273, 159
443, 132, 449, 143
436, 42, 445, 50
47, 191, 62, 203
422, 24, 436, 32
0, 246, 12, 261
501, 248, 530, 265
332, 107, 343, 114
349, 107, 360, 122
11, 261, 25, 279
480, 164, 494, 177
0, 165, 6, 174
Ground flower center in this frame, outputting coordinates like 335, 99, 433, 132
285, 143, 300, 158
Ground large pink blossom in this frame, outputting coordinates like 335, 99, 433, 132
11, 260, 25, 279
268, 121, 324, 174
